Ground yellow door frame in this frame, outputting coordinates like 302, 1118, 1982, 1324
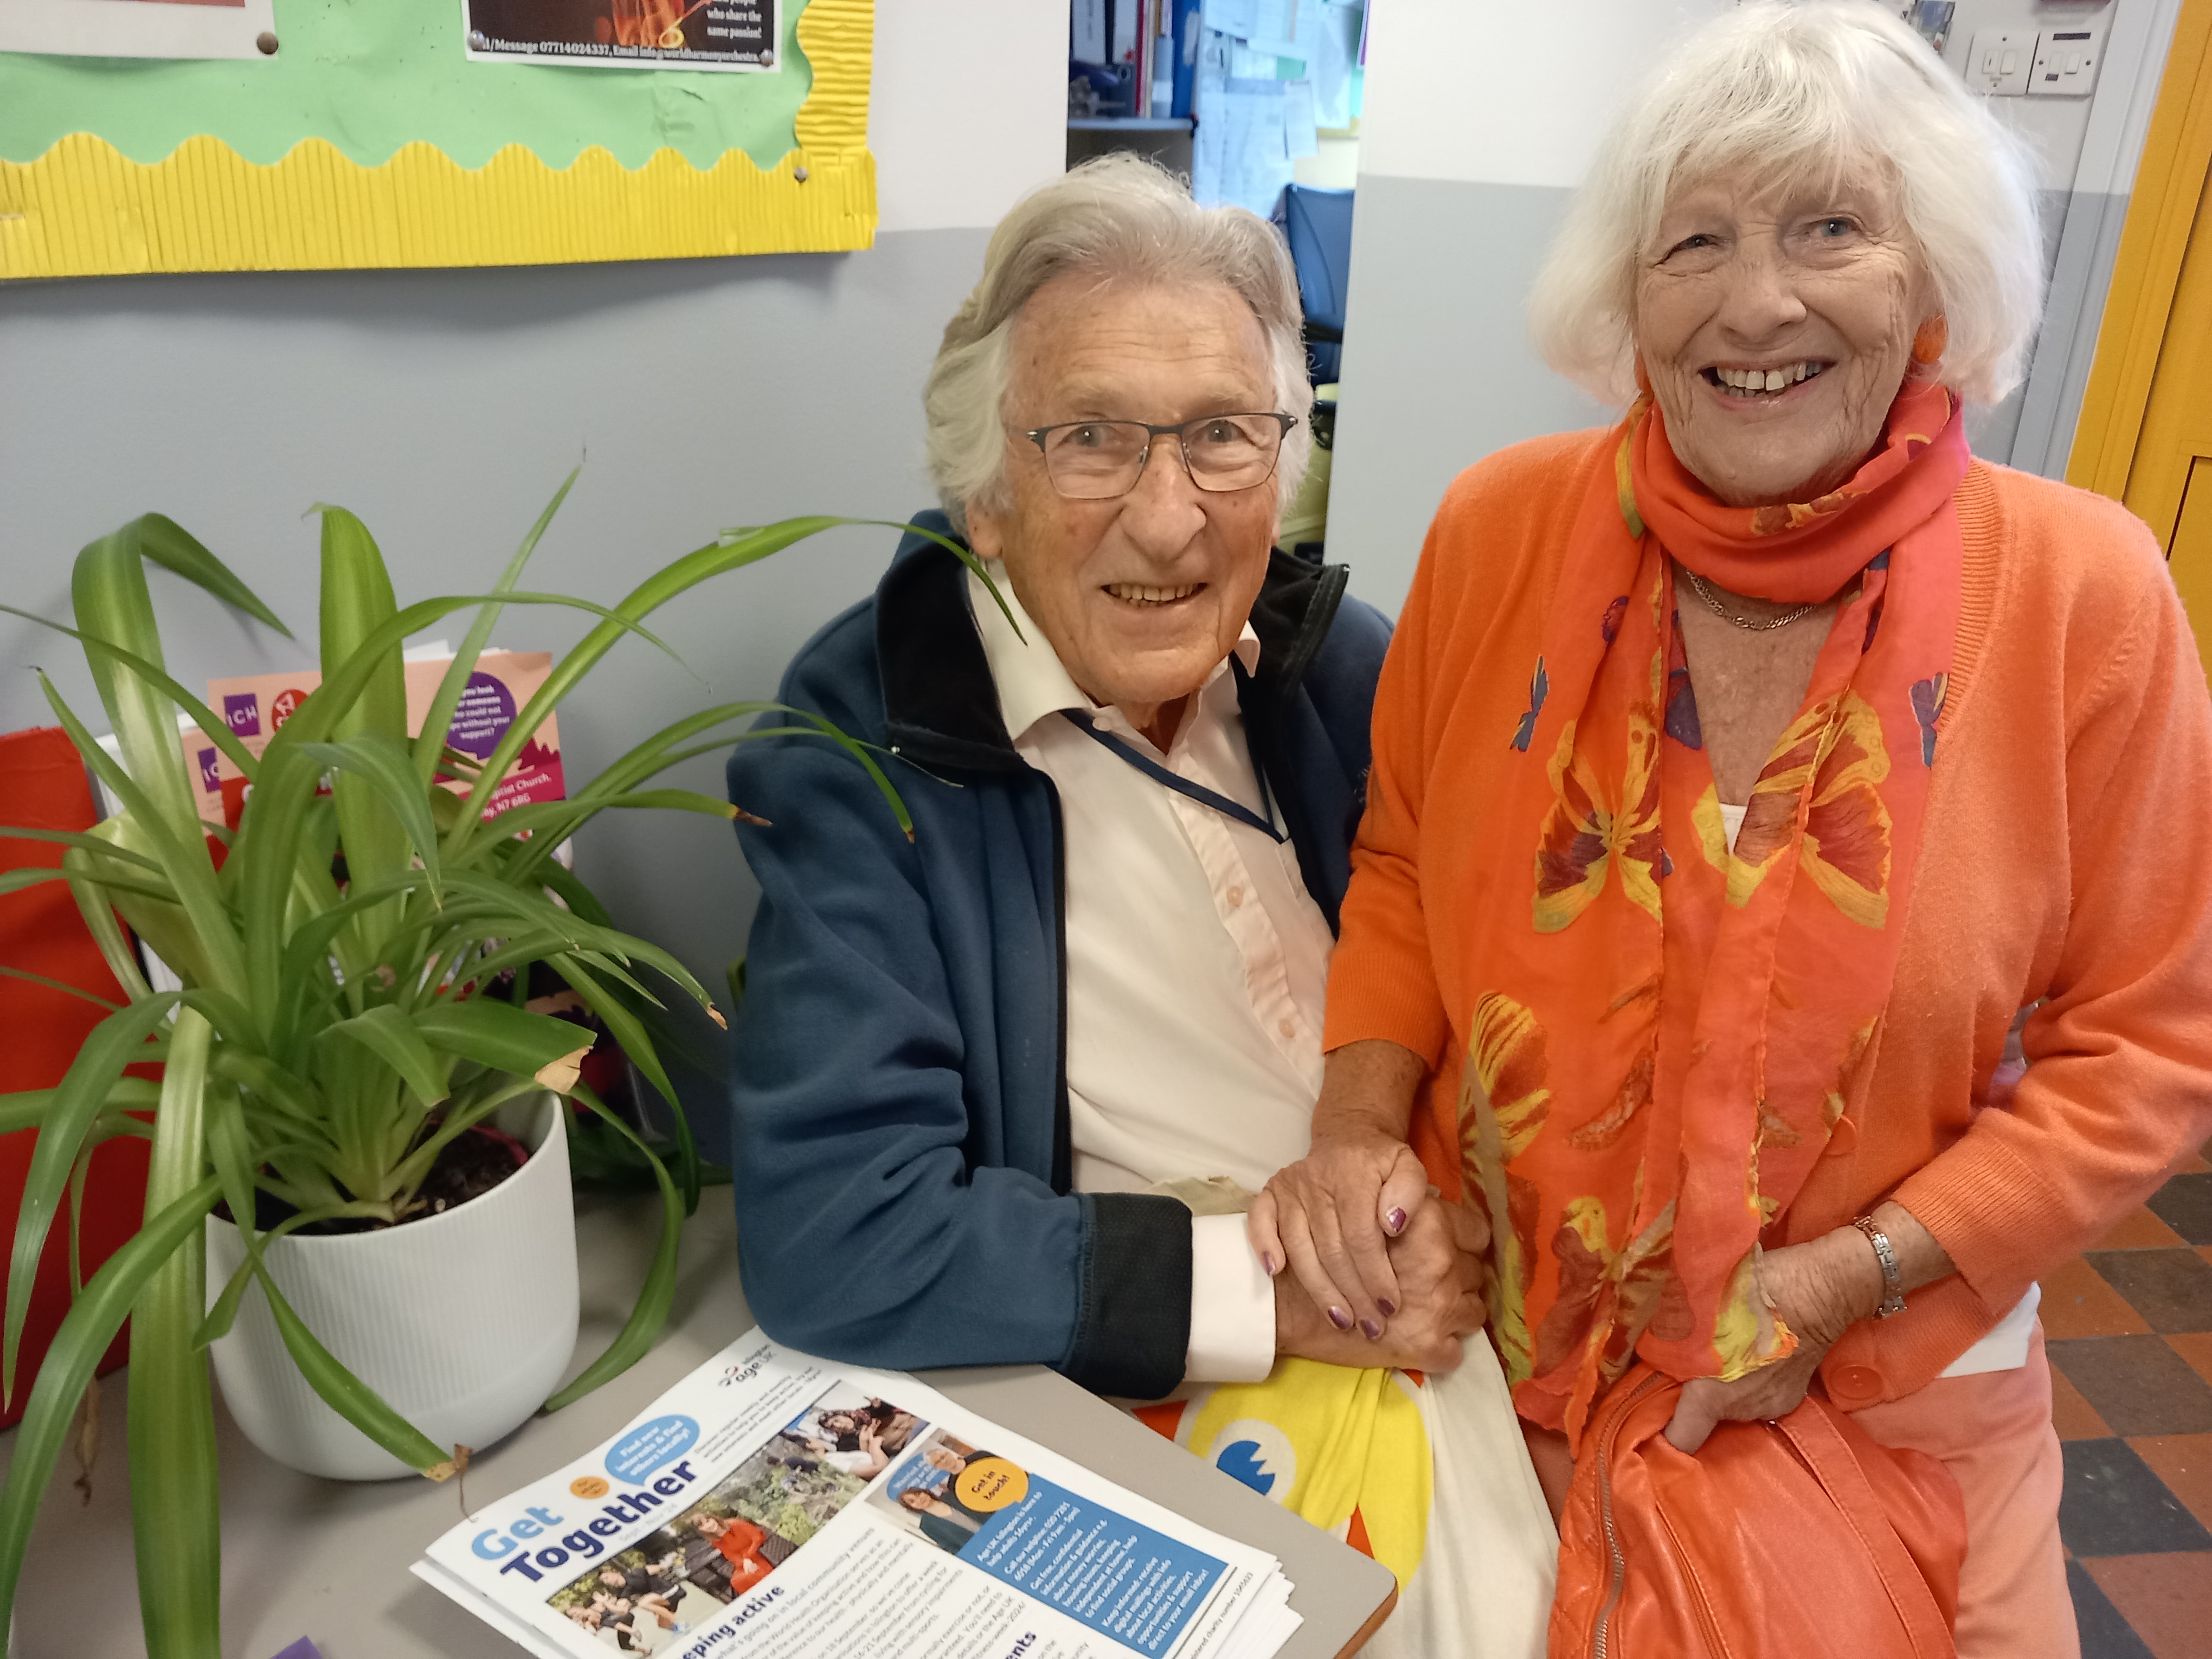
2068, 0, 2212, 503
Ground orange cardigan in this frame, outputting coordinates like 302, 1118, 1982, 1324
1325, 429, 2212, 1409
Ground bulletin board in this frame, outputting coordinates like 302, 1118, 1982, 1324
0, 0, 876, 281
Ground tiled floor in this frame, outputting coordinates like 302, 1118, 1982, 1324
2045, 1141, 2212, 1659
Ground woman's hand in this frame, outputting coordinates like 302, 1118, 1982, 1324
1663, 1201, 1953, 1452
1249, 1040, 1437, 1338
1251, 1133, 1444, 1338
1274, 1197, 1489, 1372
1662, 1225, 1883, 1452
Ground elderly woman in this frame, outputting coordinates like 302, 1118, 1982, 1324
1253, 5, 2212, 1654
726, 155, 1553, 1655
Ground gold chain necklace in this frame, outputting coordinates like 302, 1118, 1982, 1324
1683, 568, 1817, 632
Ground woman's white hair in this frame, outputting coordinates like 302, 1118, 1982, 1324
1529, 0, 2046, 408
924, 153, 1314, 536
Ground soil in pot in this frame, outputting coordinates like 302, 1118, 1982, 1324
217, 1121, 533, 1234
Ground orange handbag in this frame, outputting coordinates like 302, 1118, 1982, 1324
1548, 1362, 1969, 1659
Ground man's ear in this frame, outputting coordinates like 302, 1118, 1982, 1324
964, 500, 1005, 562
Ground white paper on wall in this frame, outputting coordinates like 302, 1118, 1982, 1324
1230, 41, 1279, 76
1283, 78, 1320, 157
1310, 3, 1360, 127
1246, 0, 1321, 61
1201, 0, 1259, 40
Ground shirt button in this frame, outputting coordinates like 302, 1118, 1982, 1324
1278, 1018, 1296, 1040
1823, 1116, 1858, 1157
1830, 1364, 1883, 1405
1226, 885, 1244, 909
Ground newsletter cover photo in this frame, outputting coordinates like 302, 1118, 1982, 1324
542, 1381, 925, 1652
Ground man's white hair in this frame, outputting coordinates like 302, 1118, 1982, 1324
1529, 0, 2045, 408
924, 153, 1314, 536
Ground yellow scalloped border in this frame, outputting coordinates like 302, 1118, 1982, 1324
0, 0, 874, 279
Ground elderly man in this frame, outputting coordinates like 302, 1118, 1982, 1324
726, 156, 1553, 1657
724, 152, 1482, 1394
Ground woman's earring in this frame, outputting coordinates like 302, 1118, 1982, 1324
1632, 350, 1654, 400
1912, 316, 1949, 367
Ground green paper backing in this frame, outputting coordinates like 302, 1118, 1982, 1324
0, 0, 812, 171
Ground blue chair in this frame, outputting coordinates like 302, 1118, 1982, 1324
1274, 184, 1355, 384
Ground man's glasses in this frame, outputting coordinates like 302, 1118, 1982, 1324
1021, 413, 1297, 500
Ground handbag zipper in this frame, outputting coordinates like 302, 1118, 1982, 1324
1590, 1372, 1666, 1659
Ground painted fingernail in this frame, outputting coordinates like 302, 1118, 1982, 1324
1361, 1319, 1382, 1340
1328, 1306, 1353, 1330
1386, 1207, 1407, 1235
1378, 1298, 1397, 1317
1261, 1252, 1278, 1276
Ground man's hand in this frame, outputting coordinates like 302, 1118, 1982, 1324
1274, 1198, 1489, 1372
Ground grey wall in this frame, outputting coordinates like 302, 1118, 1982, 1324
1324, 177, 1613, 613
0, 230, 986, 1003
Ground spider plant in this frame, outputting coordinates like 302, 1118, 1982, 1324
0, 474, 955, 1656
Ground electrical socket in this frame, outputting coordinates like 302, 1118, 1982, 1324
1965, 29, 2035, 96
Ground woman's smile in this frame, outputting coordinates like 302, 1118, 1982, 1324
1700, 360, 1830, 399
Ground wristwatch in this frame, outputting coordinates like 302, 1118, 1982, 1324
1852, 1214, 1907, 1319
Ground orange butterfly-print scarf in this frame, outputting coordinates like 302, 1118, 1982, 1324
1459, 381, 1967, 1446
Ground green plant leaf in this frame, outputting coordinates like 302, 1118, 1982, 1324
446, 517, 850, 846
36, 674, 239, 994
542, 1084, 683, 1412
0, 1173, 221, 1645
252, 1265, 457, 1477
412, 465, 580, 789
0, 825, 164, 872
133, 512, 293, 638
191, 1199, 387, 1349
548, 955, 699, 1212
2, 994, 177, 1404
0, 964, 121, 1014
316, 507, 415, 964
0, 605, 262, 786
329, 1005, 453, 1112
127, 1006, 221, 1658
410, 997, 593, 1085
61, 847, 155, 1004
298, 731, 443, 902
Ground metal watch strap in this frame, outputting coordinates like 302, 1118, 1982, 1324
1853, 1214, 1907, 1319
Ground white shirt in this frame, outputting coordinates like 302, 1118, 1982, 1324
969, 564, 1334, 1382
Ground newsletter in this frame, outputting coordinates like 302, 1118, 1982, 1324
413, 1334, 1303, 1659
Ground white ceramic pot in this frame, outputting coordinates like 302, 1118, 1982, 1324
205, 1092, 578, 1481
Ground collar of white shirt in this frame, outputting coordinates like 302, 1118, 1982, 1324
966, 562, 1262, 746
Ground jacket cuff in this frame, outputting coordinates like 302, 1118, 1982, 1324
1060, 1194, 1193, 1400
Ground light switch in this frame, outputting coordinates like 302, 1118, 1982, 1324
2030, 23, 2105, 97
1965, 29, 2035, 96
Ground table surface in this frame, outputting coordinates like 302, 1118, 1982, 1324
3, 1192, 1395, 1659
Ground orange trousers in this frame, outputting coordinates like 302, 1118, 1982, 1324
1849, 1326, 2073, 1659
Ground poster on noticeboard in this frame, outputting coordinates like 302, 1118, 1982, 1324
0, 0, 279, 61
460, 0, 780, 69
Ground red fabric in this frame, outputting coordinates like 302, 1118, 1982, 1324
0, 728, 151, 1425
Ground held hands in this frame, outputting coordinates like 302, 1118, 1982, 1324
1270, 1193, 1490, 1373
1250, 1129, 1467, 1339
